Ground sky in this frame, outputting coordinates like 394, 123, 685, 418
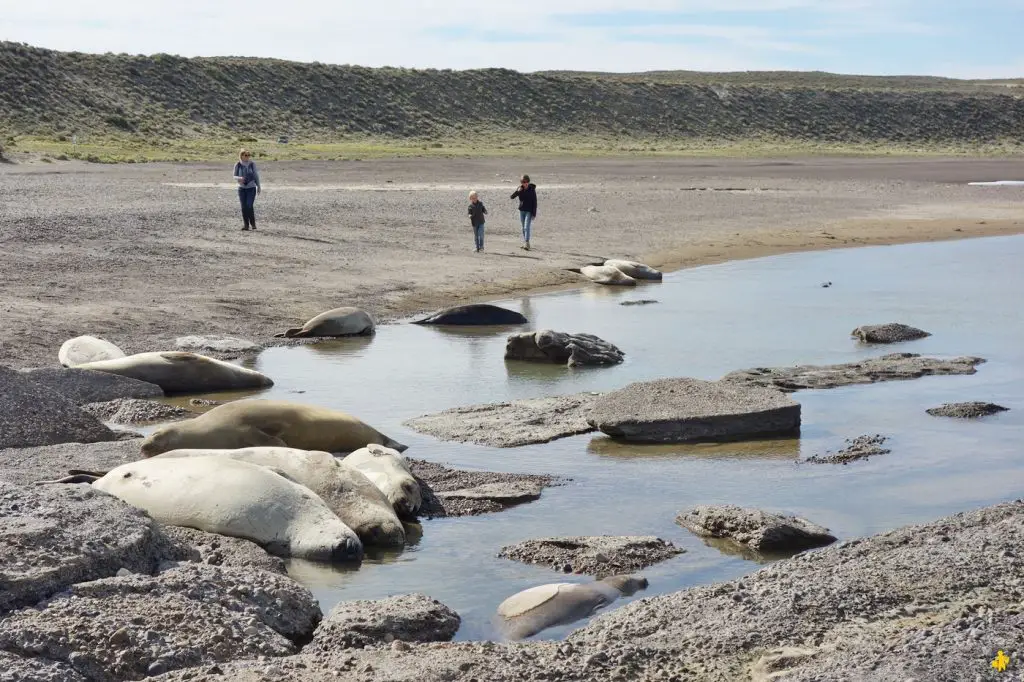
1, 0, 1022, 79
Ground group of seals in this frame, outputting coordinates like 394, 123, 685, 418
575, 259, 663, 287
81, 456, 365, 562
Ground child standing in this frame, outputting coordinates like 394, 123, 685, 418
468, 191, 487, 252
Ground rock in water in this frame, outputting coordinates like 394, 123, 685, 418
722, 353, 984, 392
587, 377, 800, 443
926, 401, 1009, 419
676, 504, 837, 554
851, 323, 931, 343
505, 330, 624, 367
498, 536, 683, 577
805, 434, 891, 464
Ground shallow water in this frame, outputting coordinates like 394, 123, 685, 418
178, 235, 1024, 641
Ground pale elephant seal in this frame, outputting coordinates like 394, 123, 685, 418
413, 304, 528, 326
154, 447, 406, 547
58, 335, 126, 367
140, 399, 407, 457
603, 259, 663, 281
496, 574, 648, 640
275, 306, 375, 338
86, 456, 363, 562
74, 351, 273, 395
343, 444, 422, 518
578, 265, 637, 287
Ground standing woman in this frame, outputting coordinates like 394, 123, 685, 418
510, 174, 537, 250
233, 149, 261, 231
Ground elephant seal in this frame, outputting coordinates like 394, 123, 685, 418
140, 399, 407, 457
74, 351, 273, 395
275, 307, 375, 338
58, 335, 126, 367
343, 444, 422, 518
154, 447, 406, 547
84, 456, 363, 562
604, 259, 663, 281
413, 304, 528, 326
496, 574, 648, 640
578, 265, 637, 286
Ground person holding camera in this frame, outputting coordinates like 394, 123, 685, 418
510, 174, 537, 250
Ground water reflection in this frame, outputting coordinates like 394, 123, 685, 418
586, 435, 801, 460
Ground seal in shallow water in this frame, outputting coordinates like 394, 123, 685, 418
140, 399, 408, 457
74, 351, 273, 395
343, 444, 422, 519
275, 306, 375, 338
496, 574, 648, 640
603, 259, 663, 281
413, 304, 528, 326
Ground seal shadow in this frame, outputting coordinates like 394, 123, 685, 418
586, 434, 801, 460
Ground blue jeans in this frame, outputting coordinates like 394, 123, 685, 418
474, 223, 485, 250
238, 187, 257, 227
519, 210, 533, 243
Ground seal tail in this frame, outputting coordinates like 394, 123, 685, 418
274, 328, 307, 338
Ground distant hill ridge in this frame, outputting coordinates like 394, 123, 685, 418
1, 41, 1023, 145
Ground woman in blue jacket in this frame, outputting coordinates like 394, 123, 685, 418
233, 149, 262, 231
510, 174, 537, 250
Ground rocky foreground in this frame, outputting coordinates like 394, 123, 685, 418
141, 499, 1024, 681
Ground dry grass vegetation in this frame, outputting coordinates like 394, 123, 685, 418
2, 41, 1023, 162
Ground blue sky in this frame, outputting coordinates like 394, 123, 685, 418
1, 0, 1022, 78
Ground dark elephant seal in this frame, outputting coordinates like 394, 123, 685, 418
496, 574, 648, 640
74, 351, 273, 395
140, 399, 407, 457
413, 304, 527, 326
275, 307, 375, 338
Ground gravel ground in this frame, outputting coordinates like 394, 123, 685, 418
1, 156, 1022, 370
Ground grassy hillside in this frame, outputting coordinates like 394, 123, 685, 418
2, 41, 1023, 161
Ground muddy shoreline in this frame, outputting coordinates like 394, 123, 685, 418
1, 156, 1023, 369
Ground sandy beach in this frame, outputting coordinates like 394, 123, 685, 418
1, 155, 1022, 369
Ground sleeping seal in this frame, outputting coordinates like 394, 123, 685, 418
496, 574, 648, 640
140, 399, 407, 457
84, 456, 363, 562
342, 444, 422, 519
275, 307, 375, 338
74, 351, 273, 395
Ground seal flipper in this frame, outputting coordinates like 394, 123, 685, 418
274, 327, 306, 338
35, 474, 100, 485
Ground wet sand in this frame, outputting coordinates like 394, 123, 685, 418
1, 155, 1022, 369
